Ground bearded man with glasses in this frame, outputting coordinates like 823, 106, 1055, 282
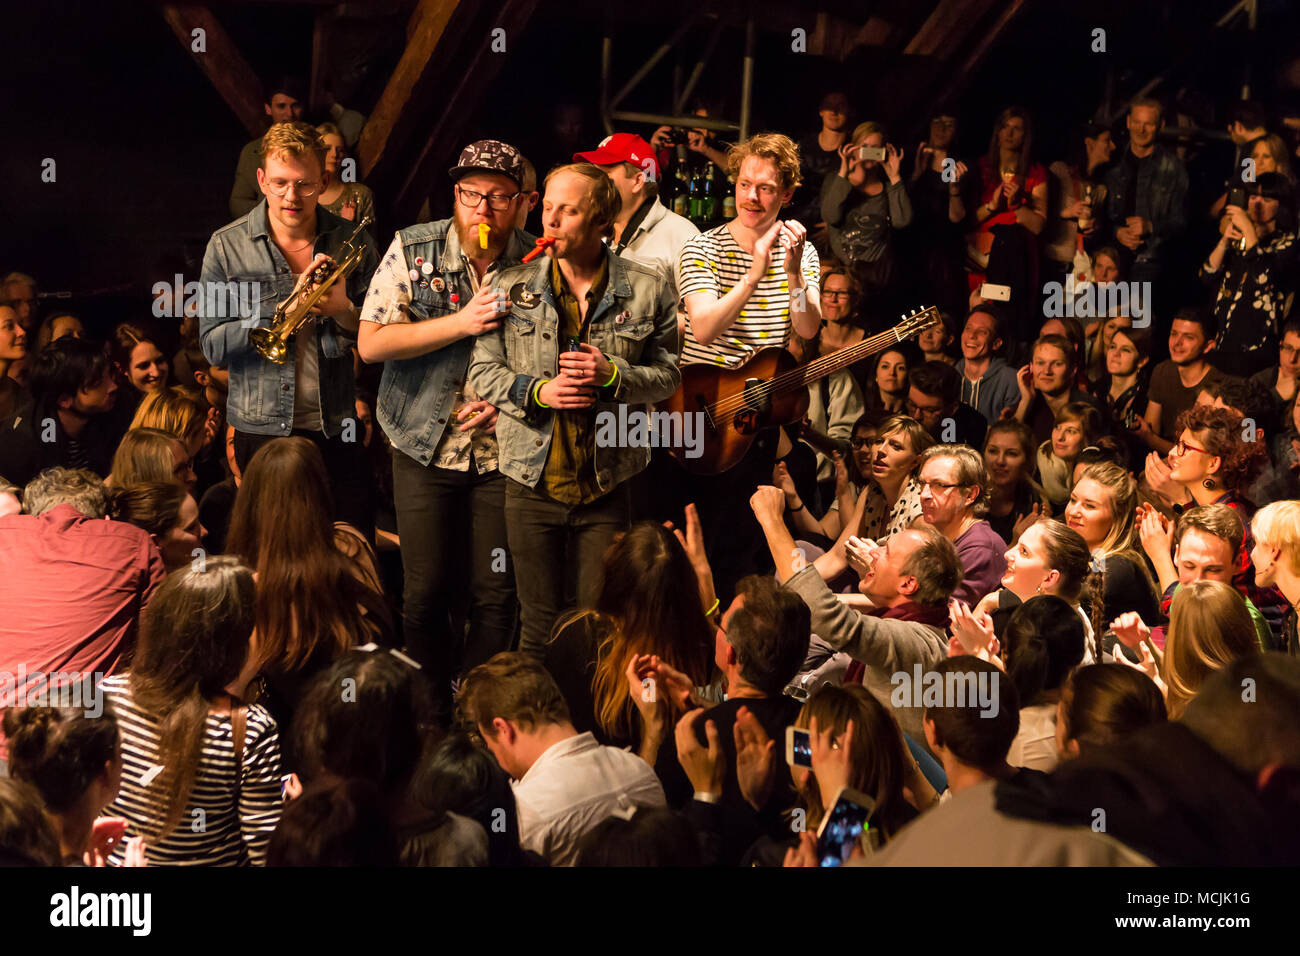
200, 121, 379, 538
355, 139, 534, 721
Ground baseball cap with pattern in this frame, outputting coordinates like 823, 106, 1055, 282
574, 133, 659, 181
449, 139, 525, 189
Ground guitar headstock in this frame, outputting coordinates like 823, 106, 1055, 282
893, 306, 942, 342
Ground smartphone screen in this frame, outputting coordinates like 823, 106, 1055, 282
816, 793, 873, 867
788, 727, 813, 768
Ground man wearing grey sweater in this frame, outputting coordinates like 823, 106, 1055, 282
750, 486, 961, 745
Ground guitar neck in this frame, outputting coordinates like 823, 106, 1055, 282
776, 313, 935, 395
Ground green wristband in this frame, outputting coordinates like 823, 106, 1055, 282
533, 379, 551, 409
602, 362, 619, 389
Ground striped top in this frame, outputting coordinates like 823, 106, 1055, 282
678, 223, 820, 368
101, 675, 283, 866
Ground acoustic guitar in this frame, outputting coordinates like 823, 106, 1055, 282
657, 307, 941, 474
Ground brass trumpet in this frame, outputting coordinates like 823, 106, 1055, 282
249, 215, 373, 364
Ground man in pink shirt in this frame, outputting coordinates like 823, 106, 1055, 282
0, 469, 165, 754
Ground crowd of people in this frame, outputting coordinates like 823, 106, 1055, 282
1, 72, 1299, 869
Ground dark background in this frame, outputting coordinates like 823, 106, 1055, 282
3, 0, 1300, 349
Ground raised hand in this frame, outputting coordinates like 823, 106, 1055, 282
773, 460, 800, 503
626, 652, 667, 740
832, 450, 851, 495
809, 715, 854, 813
1111, 630, 1164, 693
1016, 364, 1036, 402
779, 220, 808, 277
1012, 502, 1044, 541
1137, 503, 1173, 564
1109, 611, 1151, 651
844, 535, 877, 580
751, 219, 784, 275
882, 144, 903, 184
84, 817, 128, 867
675, 708, 725, 797
1144, 451, 1187, 502
837, 142, 857, 178
949, 598, 997, 655
750, 484, 787, 524
734, 706, 777, 812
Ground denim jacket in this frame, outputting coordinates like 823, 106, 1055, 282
372, 220, 535, 466
467, 249, 680, 492
199, 200, 378, 437
1102, 145, 1188, 265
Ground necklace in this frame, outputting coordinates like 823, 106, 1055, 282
278, 237, 316, 254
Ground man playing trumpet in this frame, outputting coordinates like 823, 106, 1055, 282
200, 121, 378, 536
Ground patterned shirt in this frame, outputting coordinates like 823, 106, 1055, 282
1201, 228, 1298, 355
856, 475, 925, 541
362, 233, 499, 472
678, 223, 820, 368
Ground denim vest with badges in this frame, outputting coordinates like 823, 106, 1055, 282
198, 201, 378, 438
468, 249, 680, 492
375, 221, 535, 466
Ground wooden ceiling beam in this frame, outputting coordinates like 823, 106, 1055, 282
385, 0, 540, 223
159, 4, 267, 137
358, 0, 462, 179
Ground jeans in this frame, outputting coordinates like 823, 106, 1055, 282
504, 479, 631, 657
233, 428, 375, 542
391, 450, 518, 717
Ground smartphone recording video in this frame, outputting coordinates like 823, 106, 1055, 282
786, 726, 813, 768
859, 145, 887, 162
816, 787, 877, 867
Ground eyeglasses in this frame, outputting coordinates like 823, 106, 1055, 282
907, 401, 944, 417
457, 186, 521, 211
1172, 439, 1209, 456
823, 290, 852, 301
918, 479, 966, 493
265, 179, 320, 197
849, 437, 874, 449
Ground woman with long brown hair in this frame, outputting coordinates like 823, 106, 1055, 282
545, 520, 715, 802
226, 437, 392, 733
100, 556, 283, 864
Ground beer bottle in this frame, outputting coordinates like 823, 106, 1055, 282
689, 168, 703, 223
672, 144, 690, 218
702, 169, 717, 222
722, 174, 737, 219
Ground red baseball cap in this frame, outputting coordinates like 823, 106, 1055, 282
574, 133, 659, 180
